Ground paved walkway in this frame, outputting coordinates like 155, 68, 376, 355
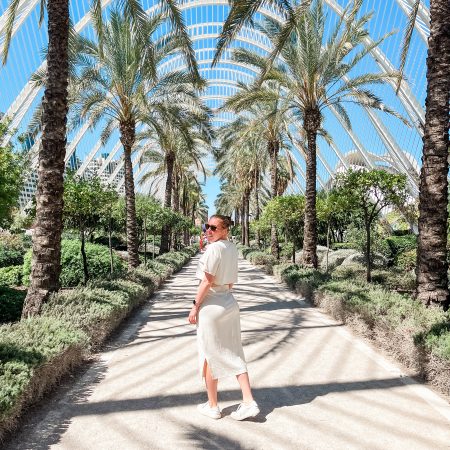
6, 257, 450, 450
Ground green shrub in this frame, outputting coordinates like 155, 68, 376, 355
0, 317, 87, 419
241, 246, 259, 258
0, 232, 29, 268
330, 242, 357, 250
371, 268, 415, 292
0, 266, 22, 287
0, 247, 23, 268
397, 249, 417, 271
248, 252, 276, 266
41, 288, 133, 347
247, 252, 277, 274
23, 240, 125, 287
415, 320, 450, 360
385, 234, 416, 255
0, 287, 26, 323
156, 251, 188, 271
89, 279, 147, 303
145, 260, 173, 282
279, 242, 294, 258
331, 263, 366, 282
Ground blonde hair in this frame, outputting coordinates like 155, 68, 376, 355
210, 214, 234, 229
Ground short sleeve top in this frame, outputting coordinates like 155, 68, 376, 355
195, 240, 238, 285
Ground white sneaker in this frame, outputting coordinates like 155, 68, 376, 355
197, 401, 221, 419
230, 401, 260, 421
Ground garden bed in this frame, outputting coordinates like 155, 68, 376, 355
241, 248, 450, 397
0, 244, 198, 441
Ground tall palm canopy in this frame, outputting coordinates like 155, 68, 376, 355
0, 0, 429, 207
2, 0, 445, 311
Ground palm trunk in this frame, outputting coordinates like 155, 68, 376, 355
269, 140, 279, 258
254, 168, 260, 248
22, 0, 69, 318
120, 120, 140, 268
143, 217, 147, 265
80, 230, 89, 285
182, 188, 189, 245
244, 189, 250, 246
171, 173, 180, 250
108, 219, 114, 276
365, 214, 372, 283
302, 108, 320, 268
241, 201, 246, 245
160, 150, 175, 254
415, 0, 450, 310
172, 173, 180, 213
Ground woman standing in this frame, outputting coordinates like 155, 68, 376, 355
188, 214, 260, 420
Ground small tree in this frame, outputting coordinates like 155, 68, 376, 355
98, 189, 120, 276
63, 173, 114, 284
135, 195, 166, 263
261, 195, 305, 262
334, 169, 408, 282
0, 125, 24, 228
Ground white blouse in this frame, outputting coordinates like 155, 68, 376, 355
196, 240, 238, 285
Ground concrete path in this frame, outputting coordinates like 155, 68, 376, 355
6, 257, 450, 450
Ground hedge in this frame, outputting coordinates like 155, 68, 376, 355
22, 239, 125, 287
0, 266, 22, 287
242, 246, 450, 396
0, 244, 198, 440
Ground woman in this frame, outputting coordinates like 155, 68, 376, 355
188, 214, 260, 421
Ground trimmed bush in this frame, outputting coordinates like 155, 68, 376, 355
0, 247, 23, 268
22, 240, 125, 287
0, 266, 22, 287
41, 288, 136, 348
397, 249, 416, 271
125, 267, 159, 293
0, 287, 26, 324
156, 251, 189, 271
0, 244, 199, 439
247, 252, 278, 274
0, 317, 87, 438
415, 321, 450, 360
145, 260, 173, 284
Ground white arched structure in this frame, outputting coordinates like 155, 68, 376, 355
0, 0, 430, 205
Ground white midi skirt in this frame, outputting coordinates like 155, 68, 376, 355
197, 286, 247, 380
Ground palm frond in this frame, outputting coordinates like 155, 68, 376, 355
396, 0, 420, 93
1, 0, 22, 64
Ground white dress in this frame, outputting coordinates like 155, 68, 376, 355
195, 240, 247, 380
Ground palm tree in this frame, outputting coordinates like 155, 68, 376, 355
70, 10, 205, 265
215, 137, 259, 246
2, 0, 198, 317
3, 0, 71, 317
257, 2, 407, 267
138, 114, 212, 252
221, 76, 294, 256
398, 1, 450, 309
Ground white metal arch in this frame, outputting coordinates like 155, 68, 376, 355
2, 0, 427, 143
1, 0, 429, 206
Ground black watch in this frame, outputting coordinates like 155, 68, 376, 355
193, 300, 197, 305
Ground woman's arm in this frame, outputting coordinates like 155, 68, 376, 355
188, 271, 215, 324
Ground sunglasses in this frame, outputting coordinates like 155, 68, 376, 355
204, 223, 220, 232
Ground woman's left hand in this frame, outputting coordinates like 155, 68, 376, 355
188, 305, 198, 324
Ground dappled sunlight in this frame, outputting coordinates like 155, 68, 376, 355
7, 257, 450, 450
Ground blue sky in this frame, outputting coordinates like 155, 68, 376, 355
0, 0, 429, 212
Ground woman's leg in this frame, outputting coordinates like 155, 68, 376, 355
204, 361, 219, 406
236, 372, 254, 403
